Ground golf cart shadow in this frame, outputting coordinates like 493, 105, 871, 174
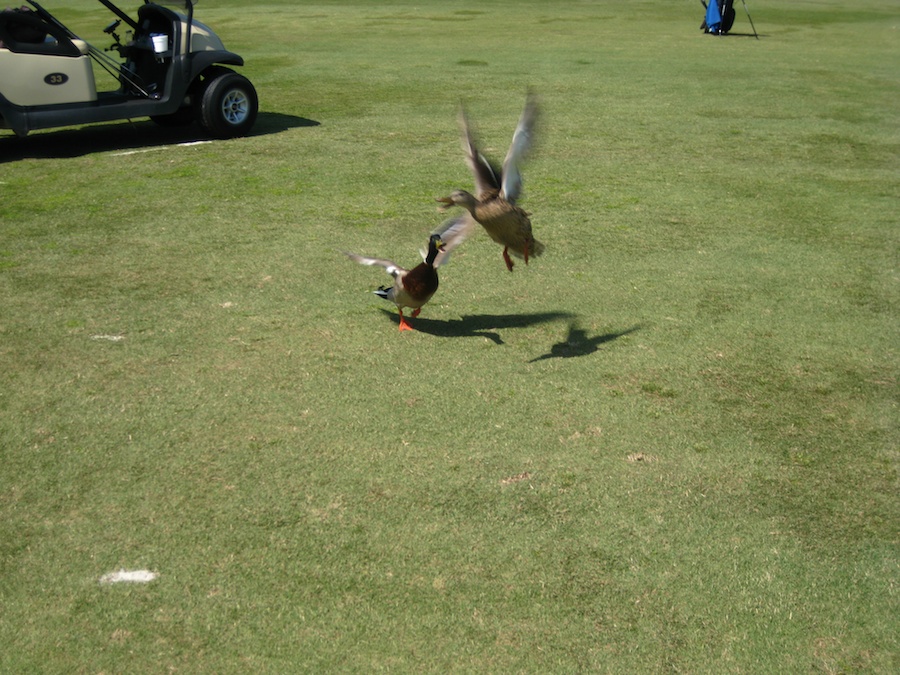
0, 111, 319, 162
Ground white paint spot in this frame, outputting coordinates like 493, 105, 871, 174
99, 569, 158, 584
91, 334, 125, 342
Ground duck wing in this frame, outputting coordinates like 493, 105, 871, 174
500, 91, 539, 204
344, 252, 407, 280
459, 105, 501, 199
428, 213, 476, 267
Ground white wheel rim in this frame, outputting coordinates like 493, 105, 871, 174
222, 89, 250, 125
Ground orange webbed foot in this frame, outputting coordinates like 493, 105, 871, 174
397, 310, 414, 331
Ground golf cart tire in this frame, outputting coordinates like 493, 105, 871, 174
198, 70, 258, 139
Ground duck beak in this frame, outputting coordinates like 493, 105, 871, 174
435, 196, 453, 212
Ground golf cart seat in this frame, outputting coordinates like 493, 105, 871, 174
0, 7, 81, 56
133, 3, 177, 54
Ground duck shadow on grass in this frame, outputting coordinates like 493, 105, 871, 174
380, 309, 641, 360
0, 112, 318, 163
528, 323, 642, 362
380, 309, 575, 345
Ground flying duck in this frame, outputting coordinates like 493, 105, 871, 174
436, 92, 545, 271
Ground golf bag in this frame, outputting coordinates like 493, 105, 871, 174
701, 0, 736, 35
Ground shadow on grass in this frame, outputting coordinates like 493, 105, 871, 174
704, 31, 765, 39
379, 308, 575, 345
528, 322, 642, 362
0, 111, 318, 163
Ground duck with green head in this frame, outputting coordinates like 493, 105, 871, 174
345, 233, 448, 332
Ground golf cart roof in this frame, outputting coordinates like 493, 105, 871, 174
90, 0, 198, 24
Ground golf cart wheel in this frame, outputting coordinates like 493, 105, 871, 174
198, 70, 258, 139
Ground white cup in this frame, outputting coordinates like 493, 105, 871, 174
151, 34, 168, 53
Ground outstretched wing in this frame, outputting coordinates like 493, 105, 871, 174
428, 213, 477, 267
459, 104, 501, 199
344, 252, 406, 279
500, 91, 539, 203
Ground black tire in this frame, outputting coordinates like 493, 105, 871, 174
197, 70, 258, 139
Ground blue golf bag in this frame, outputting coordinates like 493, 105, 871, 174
702, 0, 736, 35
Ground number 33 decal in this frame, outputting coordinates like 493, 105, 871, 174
44, 73, 69, 85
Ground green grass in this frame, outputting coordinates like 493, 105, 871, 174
1, 0, 898, 671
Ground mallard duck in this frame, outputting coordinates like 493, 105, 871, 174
436, 92, 545, 272
345, 233, 447, 332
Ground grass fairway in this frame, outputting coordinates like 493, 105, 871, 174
1, 0, 897, 671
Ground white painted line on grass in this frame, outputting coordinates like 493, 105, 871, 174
99, 569, 158, 584
112, 147, 165, 156
111, 140, 212, 156
91, 334, 125, 342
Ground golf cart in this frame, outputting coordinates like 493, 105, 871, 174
0, 0, 258, 138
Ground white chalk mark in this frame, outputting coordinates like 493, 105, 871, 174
112, 140, 212, 156
99, 569, 158, 584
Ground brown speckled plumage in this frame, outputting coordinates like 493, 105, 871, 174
436, 92, 544, 271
